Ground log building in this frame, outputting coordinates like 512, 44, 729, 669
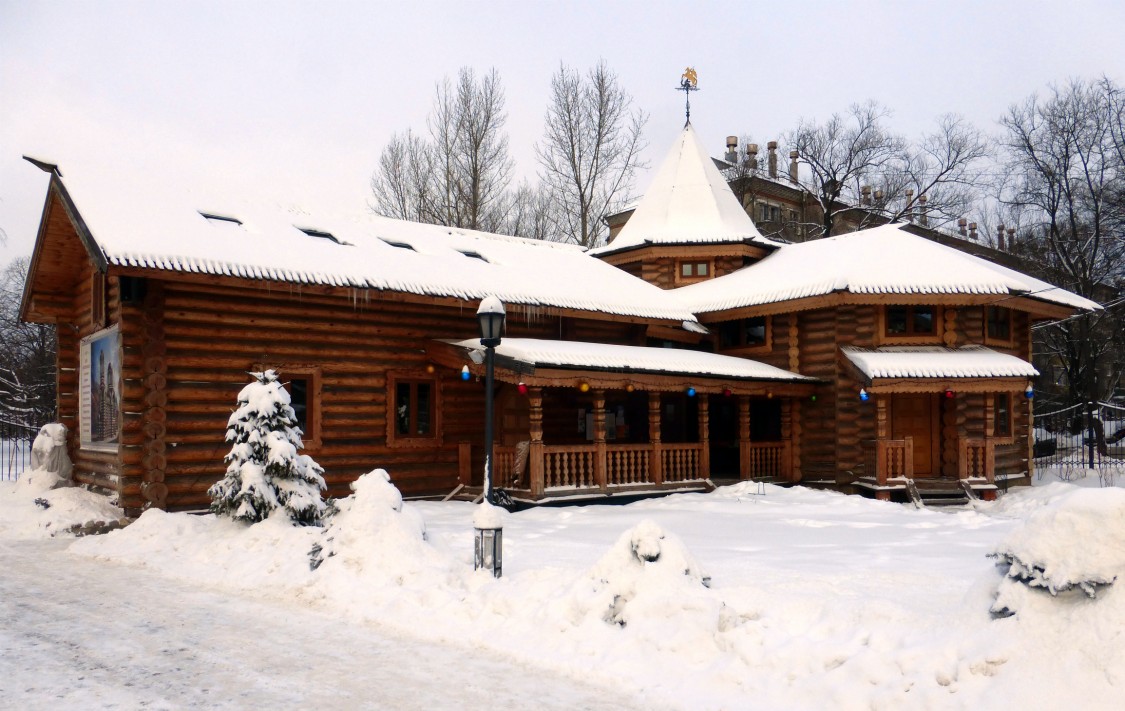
19, 125, 1097, 515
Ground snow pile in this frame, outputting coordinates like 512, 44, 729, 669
311, 469, 454, 580
990, 487, 1125, 604
0, 470, 122, 539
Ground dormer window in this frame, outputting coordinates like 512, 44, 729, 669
459, 250, 489, 263
382, 239, 416, 251
199, 212, 242, 225
298, 227, 344, 245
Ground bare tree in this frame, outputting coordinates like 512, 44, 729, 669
787, 101, 905, 238
0, 257, 57, 424
999, 78, 1125, 408
371, 67, 514, 232
787, 102, 988, 237
537, 61, 648, 248
499, 181, 560, 242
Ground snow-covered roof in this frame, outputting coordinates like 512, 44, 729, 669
451, 338, 813, 382
674, 223, 1102, 314
46, 163, 700, 324
842, 345, 1039, 380
591, 124, 779, 255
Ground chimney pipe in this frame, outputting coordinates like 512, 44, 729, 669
767, 141, 778, 178
918, 194, 928, 227
788, 150, 799, 183
905, 189, 915, 223
1007, 227, 1016, 250
969, 221, 978, 240
746, 143, 759, 173
874, 188, 884, 203
997, 223, 1006, 251
958, 218, 968, 237
725, 135, 738, 164
861, 185, 872, 206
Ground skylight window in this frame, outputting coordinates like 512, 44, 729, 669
459, 250, 489, 263
382, 239, 416, 251
199, 212, 242, 226
298, 227, 344, 245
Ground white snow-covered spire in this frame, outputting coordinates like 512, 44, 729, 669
596, 124, 776, 254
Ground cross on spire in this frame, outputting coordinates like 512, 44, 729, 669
677, 67, 699, 125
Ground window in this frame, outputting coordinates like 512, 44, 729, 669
884, 305, 937, 338
256, 364, 321, 449
388, 373, 441, 447
717, 316, 770, 352
676, 260, 712, 284
986, 306, 1012, 342
993, 393, 1012, 438
91, 272, 106, 328
458, 250, 489, 263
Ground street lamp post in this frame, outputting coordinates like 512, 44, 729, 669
474, 296, 505, 577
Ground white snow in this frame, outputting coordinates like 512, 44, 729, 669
674, 223, 1102, 314
49, 164, 700, 324
452, 337, 813, 381
592, 123, 778, 254
842, 344, 1039, 380
4, 468, 1124, 709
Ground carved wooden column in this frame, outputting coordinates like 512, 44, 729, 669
528, 387, 544, 497
593, 390, 607, 491
875, 396, 890, 499
649, 392, 663, 485
738, 395, 751, 480
698, 394, 710, 478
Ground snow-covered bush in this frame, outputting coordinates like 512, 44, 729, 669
309, 469, 456, 587
989, 488, 1125, 615
209, 370, 326, 525
564, 519, 733, 636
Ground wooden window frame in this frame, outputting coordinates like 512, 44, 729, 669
984, 305, 1015, 346
254, 363, 322, 450
91, 272, 106, 328
878, 304, 943, 345
387, 372, 442, 448
716, 315, 772, 355
992, 392, 1013, 439
675, 259, 714, 285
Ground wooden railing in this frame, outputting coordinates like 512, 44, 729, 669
862, 437, 913, 485
661, 443, 704, 483
959, 438, 995, 483
468, 440, 756, 495
745, 441, 791, 480
606, 444, 651, 487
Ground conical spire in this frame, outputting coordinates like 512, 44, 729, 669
597, 124, 773, 254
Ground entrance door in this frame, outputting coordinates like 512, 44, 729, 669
890, 394, 939, 477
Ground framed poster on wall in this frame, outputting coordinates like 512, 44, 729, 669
80, 324, 121, 452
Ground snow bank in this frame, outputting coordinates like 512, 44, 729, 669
0, 469, 123, 539
990, 487, 1125, 599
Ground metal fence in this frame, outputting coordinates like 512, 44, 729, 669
1, 417, 39, 481
1033, 401, 1125, 485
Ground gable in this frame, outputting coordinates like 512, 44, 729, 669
21, 179, 105, 323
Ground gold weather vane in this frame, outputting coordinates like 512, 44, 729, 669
677, 67, 699, 124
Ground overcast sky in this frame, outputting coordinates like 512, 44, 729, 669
2, 0, 1123, 264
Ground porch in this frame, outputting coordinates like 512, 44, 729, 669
433, 337, 816, 504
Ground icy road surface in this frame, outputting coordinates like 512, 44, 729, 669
0, 539, 657, 710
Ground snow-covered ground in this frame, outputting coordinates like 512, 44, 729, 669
2, 467, 1123, 710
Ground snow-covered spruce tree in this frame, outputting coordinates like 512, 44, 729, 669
209, 370, 326, 525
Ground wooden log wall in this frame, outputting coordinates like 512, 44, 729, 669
54, 263, 128, 499
136, 280, 617, 509
795, 308, 839, 478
